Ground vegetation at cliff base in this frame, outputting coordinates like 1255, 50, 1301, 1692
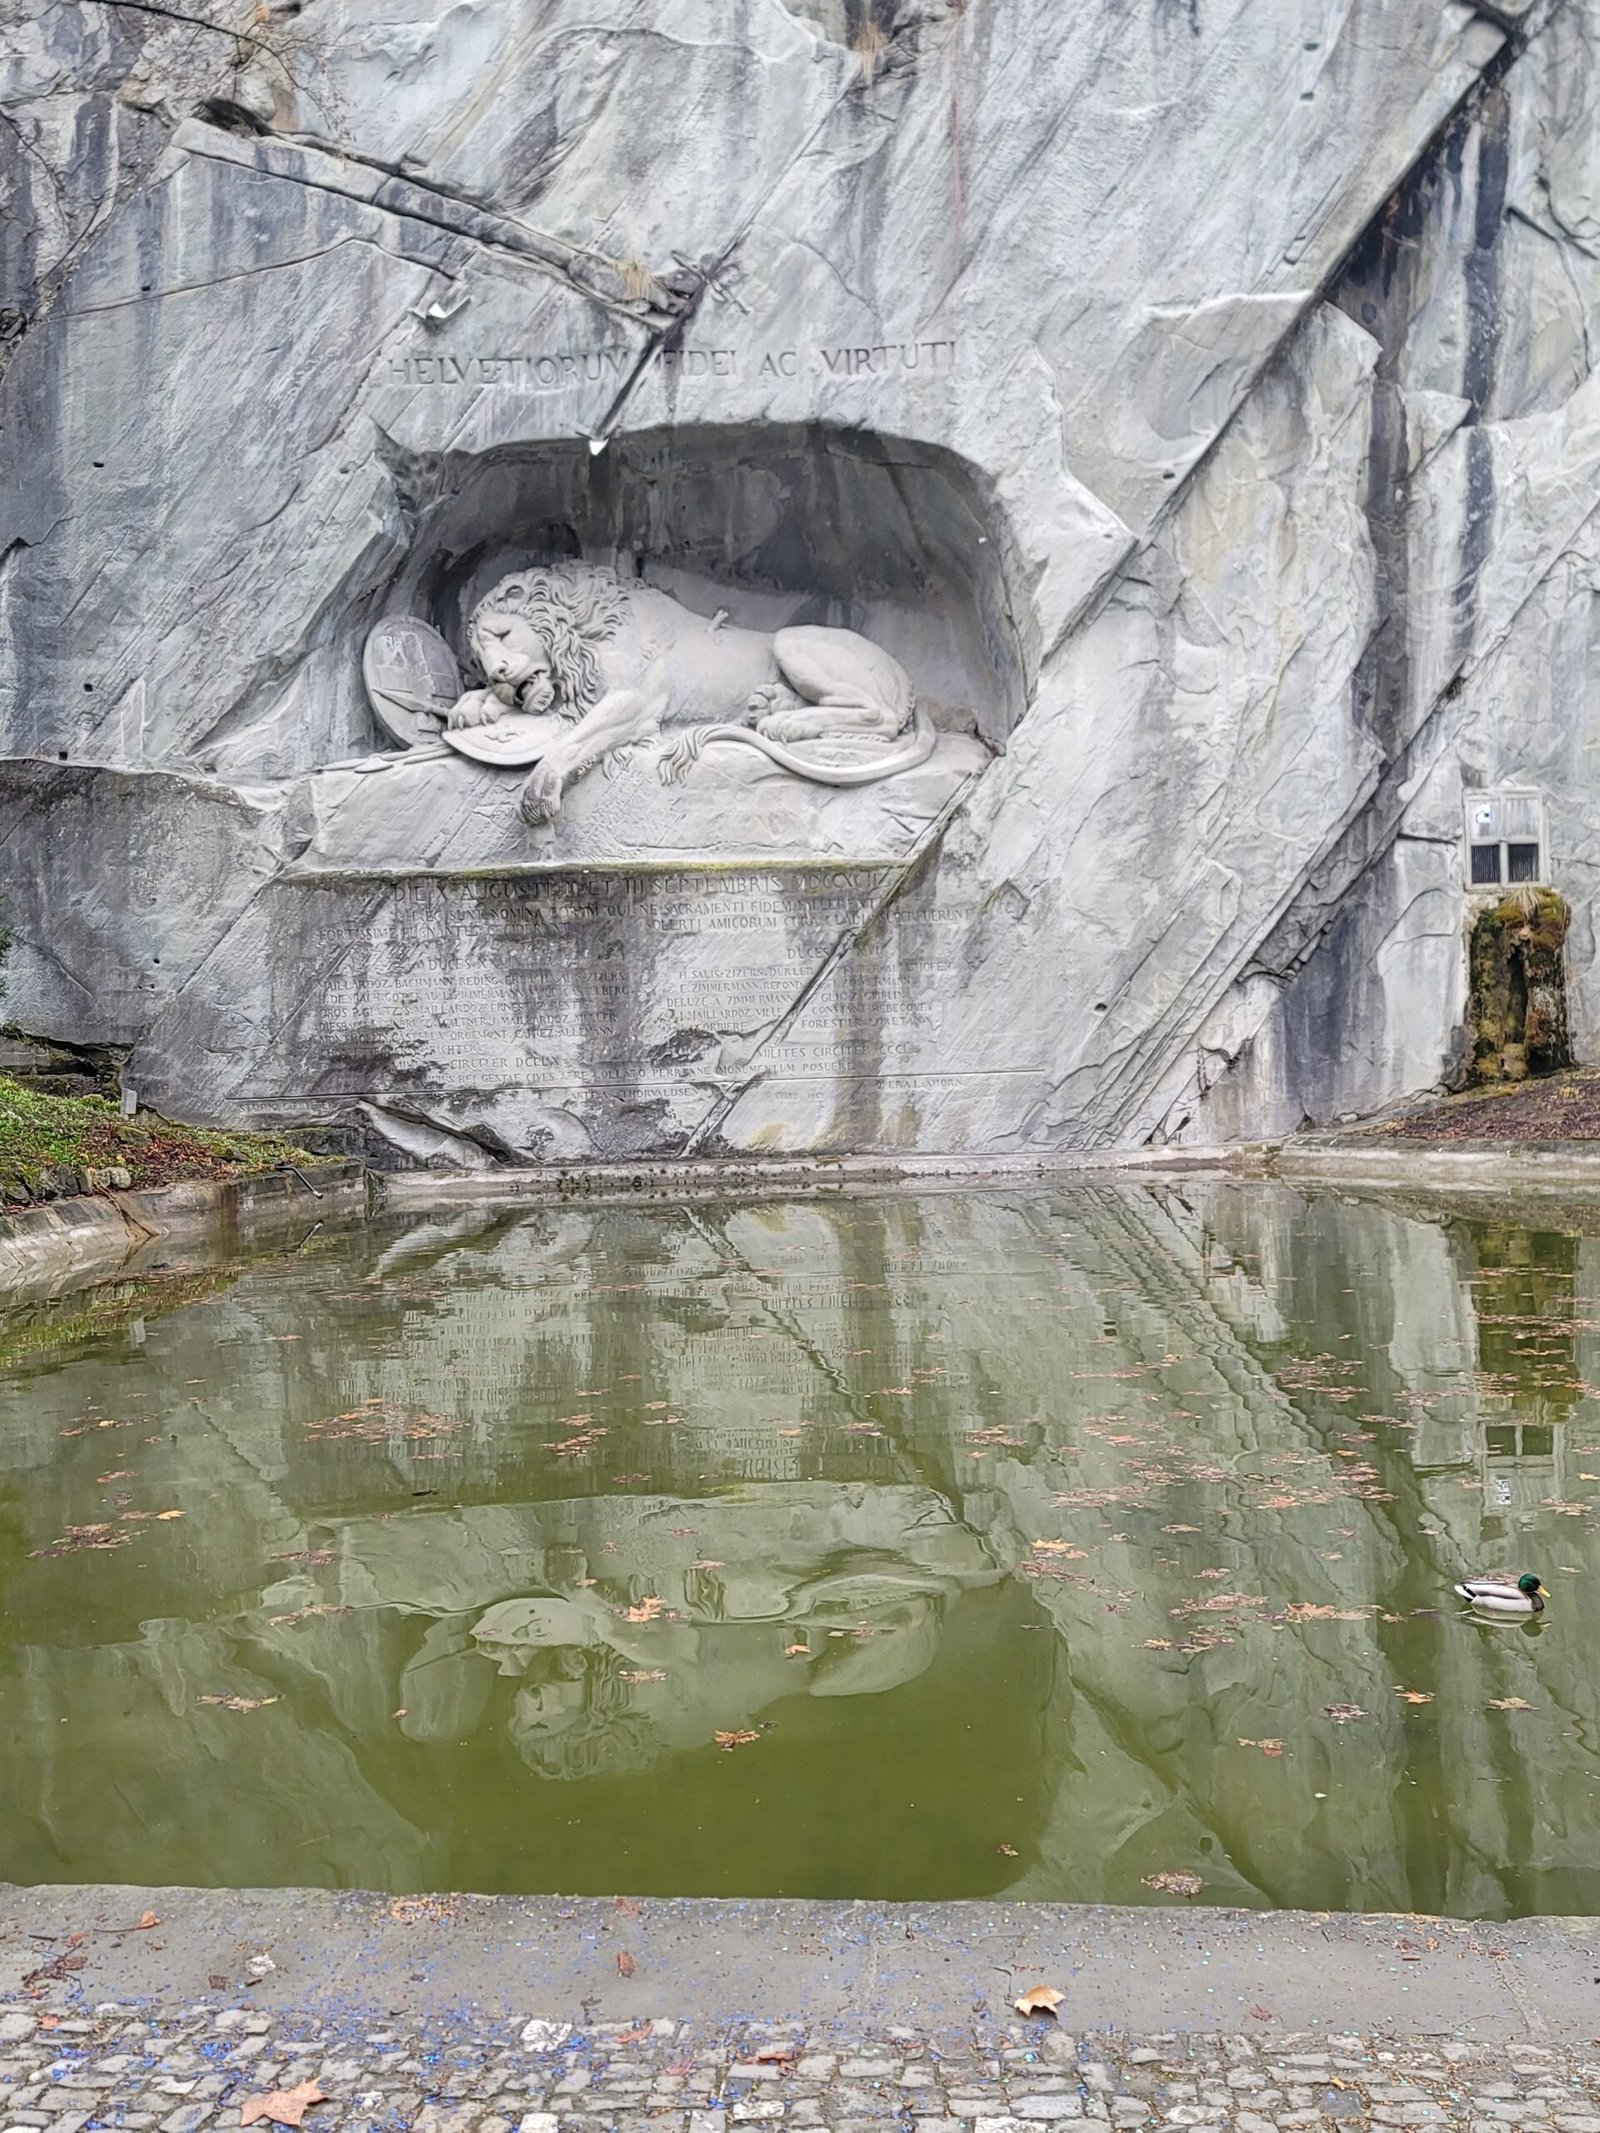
0, 1074, 316, 1204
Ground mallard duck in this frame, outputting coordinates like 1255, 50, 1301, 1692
1454, 1571, 1548, 1617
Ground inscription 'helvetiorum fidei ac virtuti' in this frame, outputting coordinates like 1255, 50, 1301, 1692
379, 340, 959, 390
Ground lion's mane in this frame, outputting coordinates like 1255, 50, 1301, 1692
466, 562, 630, 717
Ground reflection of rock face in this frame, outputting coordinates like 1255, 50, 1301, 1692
6, 1186, 1600, 1907
359, 1485, 999, 1778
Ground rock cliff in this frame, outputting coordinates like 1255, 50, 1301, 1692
2, 0, 1595, 1160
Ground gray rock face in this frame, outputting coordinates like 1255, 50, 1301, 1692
2, 0, 1595, 1157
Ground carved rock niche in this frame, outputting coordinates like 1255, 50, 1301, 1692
334, 424, 1024, 875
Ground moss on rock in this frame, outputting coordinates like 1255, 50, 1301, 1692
0, 1075, 319, 1206
1465, 886, 1571, 1086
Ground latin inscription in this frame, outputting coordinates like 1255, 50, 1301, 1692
379, 340, 958, 390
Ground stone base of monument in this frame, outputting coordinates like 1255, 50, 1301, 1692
0, 753, 1007, 1169
295, 719, 989, 874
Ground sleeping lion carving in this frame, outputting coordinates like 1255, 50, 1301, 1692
441, 562, 936, 826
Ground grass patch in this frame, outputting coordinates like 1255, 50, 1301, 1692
0, 1075, 318, 1203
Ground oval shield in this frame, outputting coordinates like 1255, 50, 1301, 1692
362, 617, 462, 748
442, 711, 566, 768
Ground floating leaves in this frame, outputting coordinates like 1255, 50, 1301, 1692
197, 1694, 280, 1713
620, 1597, 663, 1624
1323, 1703, 1368, 1723
306, 1401, 461, 1447
1488, 1696, 1533, 1711
1237, 1738, 1285, 1757
1394, 1688, 1435, 1705
714, 1729, 760, 1751
1142, 1869, 1204, 1897
30, 1523, 132, 1557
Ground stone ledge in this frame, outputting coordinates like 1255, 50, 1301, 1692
1272, 1141, 1600, 1193
0, 1164, 368, 1301
0, 1888, 1586, 2046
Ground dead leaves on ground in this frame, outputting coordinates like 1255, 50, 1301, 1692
240, 2082, 326, 2127
616, 1950, 636, 1978
1014, 1985, 1064, 2017
22, 1938, 87, 1991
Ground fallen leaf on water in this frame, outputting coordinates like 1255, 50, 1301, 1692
197, 1695, 279, 1713
621, 1597, 663, 1624
784, 1644, 810, 1658
715, 1729, 760, 1750
240, 2082, 326, 2128
156, 1510, 185, 1521
1237, 1738, 1285, 1756
616, 1951, 636, 1978
620, 1669, 666, 1684
1395, 1688, 1435, 1705
996, 1843, 1018, 1857
1142, 1639, 1175, 1651
1014, 1985, 1064, 2017
1488, 1697, 1533, 1711
1143, 1869, 1204, 1897
1323, 1704, 1368, 1723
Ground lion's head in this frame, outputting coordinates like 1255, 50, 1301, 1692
466, 562, 629, 718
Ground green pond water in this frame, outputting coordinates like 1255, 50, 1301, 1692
1, 1178, 1598, 1915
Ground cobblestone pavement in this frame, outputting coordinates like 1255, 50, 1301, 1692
0, 2002, 1595, 2133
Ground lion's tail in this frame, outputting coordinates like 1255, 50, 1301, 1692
662, 703, 937, 788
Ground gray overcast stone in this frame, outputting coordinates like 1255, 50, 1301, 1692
2, 0, 1597, 1155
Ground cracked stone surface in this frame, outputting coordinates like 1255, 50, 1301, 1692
8, 0, 1600, 1158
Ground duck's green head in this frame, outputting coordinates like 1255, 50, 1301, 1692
1518, 1573, 1548, 1598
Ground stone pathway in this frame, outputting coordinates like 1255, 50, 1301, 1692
0, 2004, 1595, 2133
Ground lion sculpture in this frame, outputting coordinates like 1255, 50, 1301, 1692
443, 561, 935, 825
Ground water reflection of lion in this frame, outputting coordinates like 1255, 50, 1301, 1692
445, 562, 935, 826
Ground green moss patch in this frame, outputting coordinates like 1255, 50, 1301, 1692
1465, 886, 1571, 1085
0, 1075, 317, 1205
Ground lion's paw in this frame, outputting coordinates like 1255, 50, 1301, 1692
447, 690, 500, 731
518, 763, 564, 825
757, 709, 832, 744
746, 683, 801, 720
